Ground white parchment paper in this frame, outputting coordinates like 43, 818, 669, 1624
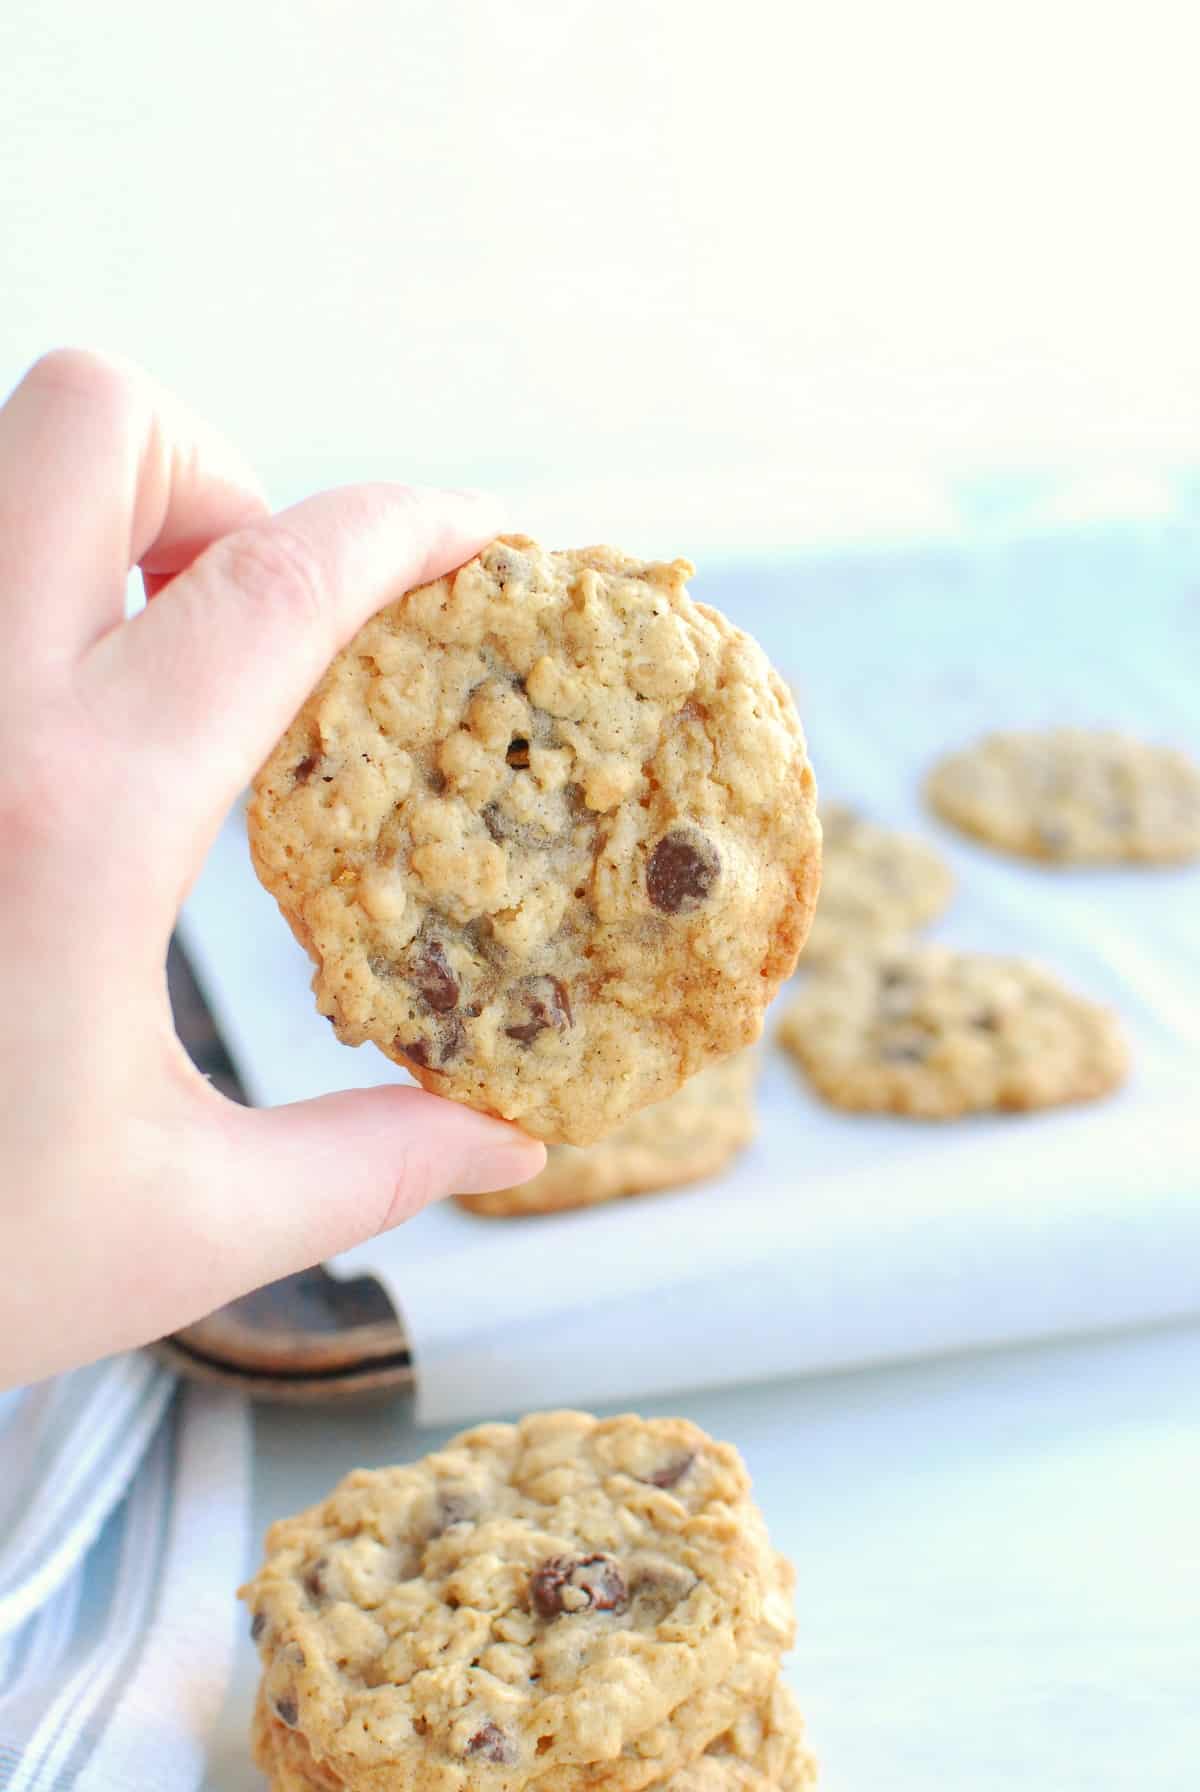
181, 522, 1200, 1425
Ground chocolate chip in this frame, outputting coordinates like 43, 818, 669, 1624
629, 1561, 696, 1619
411, 941, 459, 1013
428, 769, 448, 795
505, 977, 572, 1046
303, 1559, 327, 1601
398, 1020, 463, 1070
250, 1611, 267, 1642
273, 1696, 299, 1728
433, 1488, 479, 1533
530, 1553, 628, 1618
640, 1453, 694, 1489
466, 1723, 517, 1764
971, 1008, 1000, 1031
880, 1039, 928, 1062
878, 966, 910, 990
292, 754, 318, 784
506, 737, 531, 769
646, 830, 721, 914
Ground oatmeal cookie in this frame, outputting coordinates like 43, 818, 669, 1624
241, 1412, 796, 1792
248, 538, 820, 1144
778, 943, 1128, 1116
456, 1052, 757, 1218
926, 728, 1200, 864
250, 1679, 818, 1792
802, 804, 953, 963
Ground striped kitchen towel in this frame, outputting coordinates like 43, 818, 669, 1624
0, 1355, 249, 1791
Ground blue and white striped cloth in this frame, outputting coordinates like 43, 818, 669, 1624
0, 1358, 249, 1791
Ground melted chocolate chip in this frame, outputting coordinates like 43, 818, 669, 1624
971, 1008, 1000, 1031
506, 737, 531, 769
398, 1021, 462, 1070
292, 754, 318, 784
629, 1561, 696, 1618
505, 977, 572, 1046
250, 1611, 267, 1642
434, 1488, 479, 1533
273, 1696, 299, 1728
641, 1453, 694, 1489
303, 1560, 327, 1601
530, 1553, 628, 1618
466, 1723, 517, 1764
646, 830, 721, 914
411, 941, 459, 1012
880, 1039, 929, 1062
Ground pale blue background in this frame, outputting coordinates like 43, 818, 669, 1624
4, 1, 1199, 1784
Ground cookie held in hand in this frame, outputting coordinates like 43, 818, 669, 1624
249, 538, 821, 1144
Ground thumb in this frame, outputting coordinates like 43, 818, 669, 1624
200, 1086, 545, 1293
2, 1082, 544, 1386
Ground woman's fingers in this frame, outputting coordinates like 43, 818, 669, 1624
2, 1082, 543, 1382
0, 348, 267, 665
86, 481, 504, 839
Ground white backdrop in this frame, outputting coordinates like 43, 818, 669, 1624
3, 0, 1199, 552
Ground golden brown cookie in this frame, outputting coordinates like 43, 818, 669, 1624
926, 727, 1200, 864
240, 1412, 799, 1792
248, 538, 821, 1145
250, 1678, 818, 1792
456, 1052, 757, 1218
802, 804, 953, 963
778, 943, 1128, 1116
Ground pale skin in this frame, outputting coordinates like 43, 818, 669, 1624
0, 349, 546, 1388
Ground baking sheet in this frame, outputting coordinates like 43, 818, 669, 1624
180, 520, 1200, 1425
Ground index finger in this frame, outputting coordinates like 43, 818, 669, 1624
0, 348, 267, 667
84, 481, 505, 836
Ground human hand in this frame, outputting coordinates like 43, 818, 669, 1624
0, 349, 545, 1387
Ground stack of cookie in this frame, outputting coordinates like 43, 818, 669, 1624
457, 1051, 758, 1218
241, 1410, 818, 1791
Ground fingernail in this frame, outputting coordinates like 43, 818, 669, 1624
451, 1123, 545, 1197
